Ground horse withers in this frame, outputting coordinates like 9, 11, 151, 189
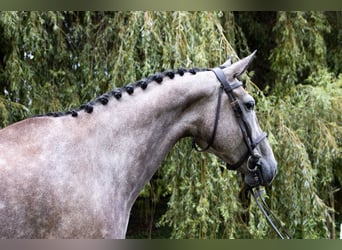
0, 52, 277, 238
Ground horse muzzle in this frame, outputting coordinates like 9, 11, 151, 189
245, 153, 277, 187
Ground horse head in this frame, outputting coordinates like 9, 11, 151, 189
193, 52, 277, 188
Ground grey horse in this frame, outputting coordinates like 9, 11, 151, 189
0, 52, 277, 238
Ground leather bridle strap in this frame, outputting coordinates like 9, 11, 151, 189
212, 67, 267, 170
191, 68, 242, 153
192, 87, 223, 152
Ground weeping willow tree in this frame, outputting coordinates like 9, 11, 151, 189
0, 11, 340, 239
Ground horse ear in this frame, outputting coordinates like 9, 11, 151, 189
220, 56, 233, 68
224, 50, 257, 79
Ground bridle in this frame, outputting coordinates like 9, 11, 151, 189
192, 67, 267, 176
192, 67, 292, 239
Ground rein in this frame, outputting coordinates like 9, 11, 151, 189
249, 187, 292, 239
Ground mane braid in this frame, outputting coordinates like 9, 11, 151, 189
35, 67, 210, 118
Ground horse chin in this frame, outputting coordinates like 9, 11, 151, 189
244, 174, 260, 188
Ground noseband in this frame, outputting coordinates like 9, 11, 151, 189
192, 67, 267, 172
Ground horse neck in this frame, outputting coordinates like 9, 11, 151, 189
82, 71, 217, 204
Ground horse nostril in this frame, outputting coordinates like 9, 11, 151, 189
273, 166, 278, 177
253, 153, 261, 159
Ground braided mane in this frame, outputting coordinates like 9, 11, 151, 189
37, 67, 210, 118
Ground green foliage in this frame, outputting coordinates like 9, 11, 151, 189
0, 11, 237, 119
325, 12, 342, 76
158, 142, 245, 239
0, 95, 28, 127
0, 11, 341, 239
269, 12, 331, 93
257, 70, 341, 238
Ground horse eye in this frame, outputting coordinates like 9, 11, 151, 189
245, 101, 255, 111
